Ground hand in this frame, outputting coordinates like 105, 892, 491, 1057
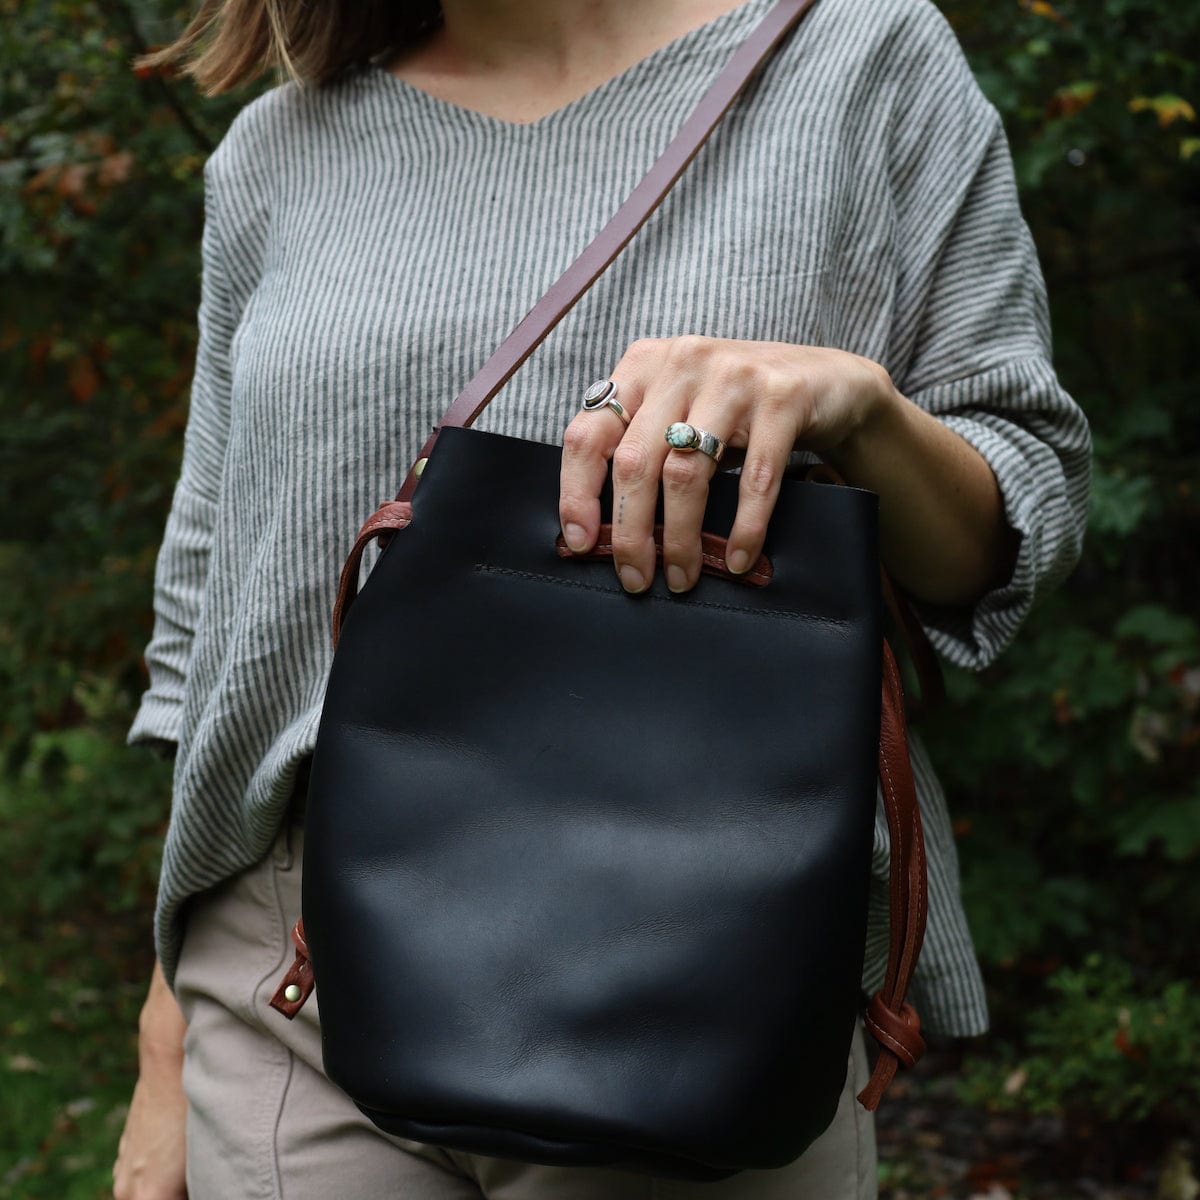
113, 963, 188, 1200
559, 335, 892, 593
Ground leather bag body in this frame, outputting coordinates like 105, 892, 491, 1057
303, 428, 884, 1177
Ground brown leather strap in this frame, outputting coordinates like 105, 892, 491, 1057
394, 0, 822, 504
269, 920, 314, 1018
332, 500, 413, 644
857, 640, 928, 1107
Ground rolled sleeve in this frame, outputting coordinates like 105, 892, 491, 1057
886, 29, 1092, 669
908, 359, 1091, 669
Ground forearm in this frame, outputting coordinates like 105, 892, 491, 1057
113, 960, 188, 1200
825, 369, 1019, 608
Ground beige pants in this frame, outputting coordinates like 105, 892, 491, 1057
174, 818, 877, 1199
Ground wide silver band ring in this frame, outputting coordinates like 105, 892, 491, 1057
664, 421, 726, 464
581, 379, 630, 427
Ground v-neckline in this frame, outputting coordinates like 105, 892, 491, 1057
365, 0, 772, 133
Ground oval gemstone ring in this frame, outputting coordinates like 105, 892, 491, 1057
581, 379, 630, 426
665, 421, 726, 463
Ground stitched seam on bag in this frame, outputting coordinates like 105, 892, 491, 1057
473, 564, 849, 630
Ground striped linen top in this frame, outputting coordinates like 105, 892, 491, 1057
129, 0, 1091, 1035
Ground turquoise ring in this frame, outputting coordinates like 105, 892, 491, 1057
665, 421, 726, 464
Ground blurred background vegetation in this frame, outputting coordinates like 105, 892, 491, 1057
1, 0, 1197, 1195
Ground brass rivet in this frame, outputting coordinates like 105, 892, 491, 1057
284, 984, 302, 1003
413, 457, 428, 478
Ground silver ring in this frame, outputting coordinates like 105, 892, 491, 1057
664, 421, 726, 464
581, 379, 630, 427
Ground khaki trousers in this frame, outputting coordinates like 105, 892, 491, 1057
174, 818, 877, 1199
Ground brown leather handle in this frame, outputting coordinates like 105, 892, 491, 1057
555, 524, 773, 587
331, 500, 413, 645
394, 0, 821, 503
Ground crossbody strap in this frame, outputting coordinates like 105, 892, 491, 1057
394, 0, 822, 503
285, 0, 931, 1105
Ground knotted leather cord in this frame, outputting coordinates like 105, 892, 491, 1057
276, 0, 931, 1110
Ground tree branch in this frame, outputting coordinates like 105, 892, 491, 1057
98, 0, 217, 156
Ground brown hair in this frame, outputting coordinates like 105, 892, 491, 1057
138, 0, 441, 94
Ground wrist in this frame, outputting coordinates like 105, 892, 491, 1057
822, 357, 901, 475
137, 964, 186, 1064
138, 1013, 185, 1066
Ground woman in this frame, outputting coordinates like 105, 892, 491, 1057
114, 0, 1091, 1195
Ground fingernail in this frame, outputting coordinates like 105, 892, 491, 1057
728, 549, 749, 574
666, 565, 687, 593
564, 523, 589, 551
619, 565, 645, 593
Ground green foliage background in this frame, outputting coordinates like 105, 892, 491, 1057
1, 0, 1197, 1193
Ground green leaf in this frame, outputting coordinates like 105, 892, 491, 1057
1114, 605, 1199, 648
1112, 792, 1200, 861
1088, 470, 1154, 539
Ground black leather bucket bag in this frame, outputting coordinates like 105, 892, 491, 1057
271, 0, 929, 1178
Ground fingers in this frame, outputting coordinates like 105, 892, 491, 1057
560, 336, 809, 593
659, 416, 725, 592
559, 376, 643, 554
660, 401, 792, 590
607, 355, 697, 592
656, 346, 794, 591
561, 339, 676, 589
725, 435, 789, 575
